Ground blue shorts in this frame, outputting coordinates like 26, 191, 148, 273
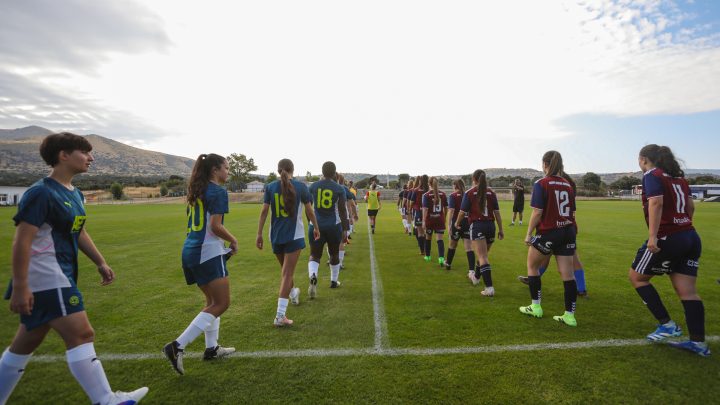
20, 286, 85, 331
309, 223, 342, 247
632, 229, 701, 277
451, 218, 470, 241
272, 238, 306, 254
469, 220, 495, 244
530, 227, 576, 256
183, 254, 228, 286
413, 211, 422, 226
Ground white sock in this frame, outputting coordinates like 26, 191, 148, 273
402, 219, 408, 228
330, 264, 340, 282
308, 260, 320, 278
532, 299, 541, 305
177, 311, 216, 349
339, 251, 345, 265
0, 348, 31, 404
205, 317, 221, 349
350, 224, 354, 233
66, 343, 112, 405
276, 298, 289, 318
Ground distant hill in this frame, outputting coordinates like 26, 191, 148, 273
0, 126, 194, 177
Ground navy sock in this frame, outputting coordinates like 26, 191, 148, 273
563, 279, 577, 313
479, 264, 492, 287
682, 300, 705, 342
437, 240, 445, 258
635, 285, 671, 324
424, 239, 431, 256
529, 275, 541, 301
417, 236, 424, 254
446, 248, 456, 265
466, 251, 475, 271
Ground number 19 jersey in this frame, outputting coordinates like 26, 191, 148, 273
530, 175, 576, 234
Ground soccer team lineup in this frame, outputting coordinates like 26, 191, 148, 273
0, 133, 718, 404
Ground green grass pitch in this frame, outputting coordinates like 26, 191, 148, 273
0, 200, 718, 404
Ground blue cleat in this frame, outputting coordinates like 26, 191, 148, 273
668, 340, 711, 357
646, 321, 682, 342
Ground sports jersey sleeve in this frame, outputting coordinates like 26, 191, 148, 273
447, 194, 455, 209
422, 194, 430, 208
263, 186, 272, 205
460, 192, 470, 211
492, 193, 500, 211
643, 173, 664, 198
13, 186, 50, 227
530, 182, 546, 209
299, 183, 311, 204
207, 187, 229, 215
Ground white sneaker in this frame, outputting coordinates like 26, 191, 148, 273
308, 275, 317, 299
289, 287, 300, 305
274, 316, 294, 327
481, 287, 495, 297
467, 270, 480, 286
103, 387, 149, 405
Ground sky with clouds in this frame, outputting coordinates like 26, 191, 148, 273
1, 0, 719, 176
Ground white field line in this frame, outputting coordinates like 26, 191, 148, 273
367, 218, 389, 350
29, 336, 719, 363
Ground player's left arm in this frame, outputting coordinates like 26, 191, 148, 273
210, 215, 238, 255
304, 201, 320, 241
646, 196, 663, 253
78, 228, 114, 286
494, 210, 504, 240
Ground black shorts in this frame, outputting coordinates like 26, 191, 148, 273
309, 223, 343, 247
413, 211, 422, 227
469, 220, 495, 244
368, 209, 379, 217
631, 229, 701, 277
530, 227, 576, 256
513, 199, 524, 213
451, 218, 470, 241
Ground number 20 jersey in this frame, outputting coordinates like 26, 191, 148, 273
183, 182, 228, 267
530, 175, 576, 234
641, 168, 694, 238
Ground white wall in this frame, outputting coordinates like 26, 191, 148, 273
0, 186, 29, 206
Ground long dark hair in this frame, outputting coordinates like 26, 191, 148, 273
542, 150, 576, 192
419, 174, 429, 193
639, 144, 685, 178
472, 170, 487, 214
430, 177, 439, 206
187, 153, 226, 205
278, 158, 296, 217
453, 179, 465, 195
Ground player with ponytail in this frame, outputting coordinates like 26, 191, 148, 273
445, 179, 474, 272
421, 177, 448, 265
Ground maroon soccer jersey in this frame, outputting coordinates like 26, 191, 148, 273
530, 176, 576, 233
641, 168, 694, 237
460, 187, 499, 222
422, 190, 447, 229
411, 187, 424, 211
448, 191, 463, 223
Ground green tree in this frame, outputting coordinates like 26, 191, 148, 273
398, 173, 410, 186
610, 176, 641, 190
160, 184, 169, 196
227, 153, 257, 187
110, 182, 124, 200
266, 172, 278, 183
581, 172, 602, 191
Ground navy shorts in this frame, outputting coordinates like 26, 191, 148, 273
20, 286, 85, 331
310, 223, 342, 247
632, 229, 701, 277
368, 209, 379, 217
451, 218, 470, 241
272, 238, 306, 254
184, 254, 229, 286
425, 226, 445, 235
530, 227, 576, 256
469, 220, 496, 244
413, 211, 422, 226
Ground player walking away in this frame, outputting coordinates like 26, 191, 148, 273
455, 170, 504, 297
308, 162, 350, 294
365, 182, 381, 234
398, 184, 411, 234
409, 175, 430, 257
445, 179, 474, 272
629, 145, 709, 356
403, 179, 416, 237
256, 159, 320, 327
164, 153, 238, 376
511, 178, 525, 226
0, 133, 148, 404
517, 250, 588, 297
336, 174, 356, 268
421, 177, 448, 265
347, 180, 358, 235
519, 151, 579, 326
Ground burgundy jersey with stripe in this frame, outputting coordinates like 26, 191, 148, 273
460, 187, 499, 222
641, 168, 694, 237
530, 176, 576, 233
422, 190, 447, 229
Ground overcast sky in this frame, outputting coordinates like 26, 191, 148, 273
1, 0, 719, 176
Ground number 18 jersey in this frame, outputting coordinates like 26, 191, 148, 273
530, 175, 576, 234
309, 178, 346, 230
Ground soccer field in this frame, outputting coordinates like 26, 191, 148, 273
1, 201, 719, 404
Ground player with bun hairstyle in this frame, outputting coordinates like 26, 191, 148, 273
445, 179, 474, 272
421, 177, 448, 265
629, 145, 709, 356
455, 170, 503, 297
257, 159, 320, 326
519, 151, 579, 326
164, 153, 238, 375
0, 133, 148, 404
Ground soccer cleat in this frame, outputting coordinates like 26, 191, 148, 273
162, 341, 184, 375
519, 304, 543, 318
103, 387, 149, 405
444, 262, 451, 270
308, 275, 318, 299
646, 321, 682, 342
517, 276, 529, 285
480, 287, 495, 297
667, 340, 711, 357
424, 256, 431, 262
330, 281, 341, 289
203, 345, 236, 360
577, 291, 588, 298
553, 312, 577, 327
467, 270, 480, 286
273, 316, 294, 327
519, 221, 523, 225
438, 257, 445, 266
289, 287, 300, 305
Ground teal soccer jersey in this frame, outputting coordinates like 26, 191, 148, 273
309, 179, 346, 229
264, 179, 312, 244
182, 182, 229, 267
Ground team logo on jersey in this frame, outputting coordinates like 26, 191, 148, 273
71, 215, 87, 232
69, 295, 80, 306
652, 261, 672, 274
64, 201, 72, 207
686, 260, 699, 268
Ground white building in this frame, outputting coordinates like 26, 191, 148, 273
246, 180, 265, 192
0, 186, 29, 206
